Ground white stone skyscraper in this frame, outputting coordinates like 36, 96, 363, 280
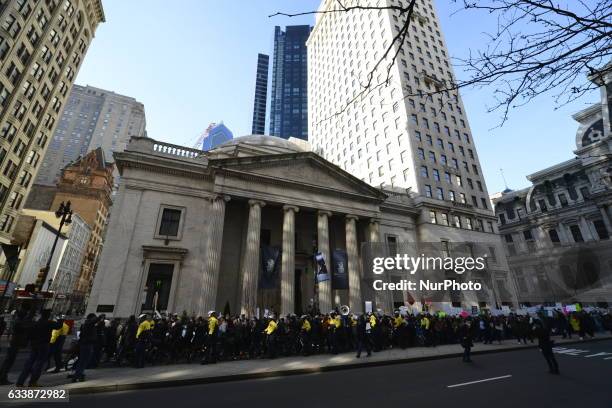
308, 0, 501, 242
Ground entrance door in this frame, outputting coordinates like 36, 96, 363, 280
142, 263, 174, 312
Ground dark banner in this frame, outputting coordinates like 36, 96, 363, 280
332, 249, 349, 289
315, 252, 329, 283
260, 245, 280, 289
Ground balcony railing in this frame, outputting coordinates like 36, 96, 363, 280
126, 136, 204, 160
152, 142, 201, 159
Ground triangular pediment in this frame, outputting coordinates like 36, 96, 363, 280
211, 152, 386, 200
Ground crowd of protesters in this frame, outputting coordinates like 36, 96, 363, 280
0, 305, 610, 386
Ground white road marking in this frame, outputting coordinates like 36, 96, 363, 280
584, 352, 612, 358
447, 375, 512, 388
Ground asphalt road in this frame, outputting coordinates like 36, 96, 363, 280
59, 339, 612, 408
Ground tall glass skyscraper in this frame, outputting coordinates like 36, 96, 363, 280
269, 25, 311, 140
251, 54, 269, 135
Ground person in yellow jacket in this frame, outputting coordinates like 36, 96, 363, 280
393, 312, 405, 328
264, 316, 278, 358
135, 314, 153, 368
300, 317, 311, 333
300, 316, 311, 356
569, 314, 581, 339
421, 315, 430, 330
136, 317, 154, 339
328, 313, 341, 354
369, 313, 377, 328
48, 318, 70, 373
202, 311, 219, 364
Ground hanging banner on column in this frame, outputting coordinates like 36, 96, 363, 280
260, 245, 280, 289
314, 252, 330, 282
332, 249, 349, 289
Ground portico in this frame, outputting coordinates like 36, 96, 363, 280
87, 135, 421, 318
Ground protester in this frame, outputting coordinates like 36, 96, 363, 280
534, 320, 560, 375
16, 309, 63, 387
0, 308, 32, 385
47, 316, 70, 373
70, 313, 98, 382
0, 306, 608, 387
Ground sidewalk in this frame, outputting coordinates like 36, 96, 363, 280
2, 335, 610, 395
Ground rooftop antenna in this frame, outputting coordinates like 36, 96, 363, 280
500, 168, 509, 190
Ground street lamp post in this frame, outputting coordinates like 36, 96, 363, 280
36, 201, 72, 291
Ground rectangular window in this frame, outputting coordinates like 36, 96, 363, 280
429, 211, 437, 224
570, 225, 583, 242
158, 207, 183, 237
424, 185, 432, 198
436, 187, 444, 200
593, 220, 609, 240
548, 229, 560, 243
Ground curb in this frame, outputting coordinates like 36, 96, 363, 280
66, 336, 611, 395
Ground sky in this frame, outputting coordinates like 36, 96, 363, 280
75, 0, 599, 194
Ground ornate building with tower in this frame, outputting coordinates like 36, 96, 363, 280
25, 147, 113, 309
492, 66, 612, 306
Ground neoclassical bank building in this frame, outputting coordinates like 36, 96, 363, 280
87, 136, 514, 318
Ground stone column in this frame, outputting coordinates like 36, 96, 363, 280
369, 219, 391, 313
240, 200, 265, 317
280, 205, 299, 317
579, 216, 595, 241
599, 206, 612, 236
317, 210, 332, 313
556, 222, 570, 243
198, 195, 230, 316
345, 215, 362, 313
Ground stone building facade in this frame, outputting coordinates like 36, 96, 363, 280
88, 135, 516, 318
492, 67, 612, 306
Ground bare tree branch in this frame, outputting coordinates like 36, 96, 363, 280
272, 0, 612, 126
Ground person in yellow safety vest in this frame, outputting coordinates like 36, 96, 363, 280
328, 313, 341, 354
369, 313, 377, 328
48, 318, 70, 373
569, 314, 581, 339
202, 311, 219, 364
264, 315, 278, 358
135, 314, 153, 368
301, 317, 311, 333
136, 316, 154, 339
331, 315, 342, 329
393, 312, 405, 328
300, 316, 311, 356
421, 315, 430, 330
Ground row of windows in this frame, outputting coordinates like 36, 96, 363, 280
423, 183, 488, 209
429, 209, 495, 233
504, 219, 610, 255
